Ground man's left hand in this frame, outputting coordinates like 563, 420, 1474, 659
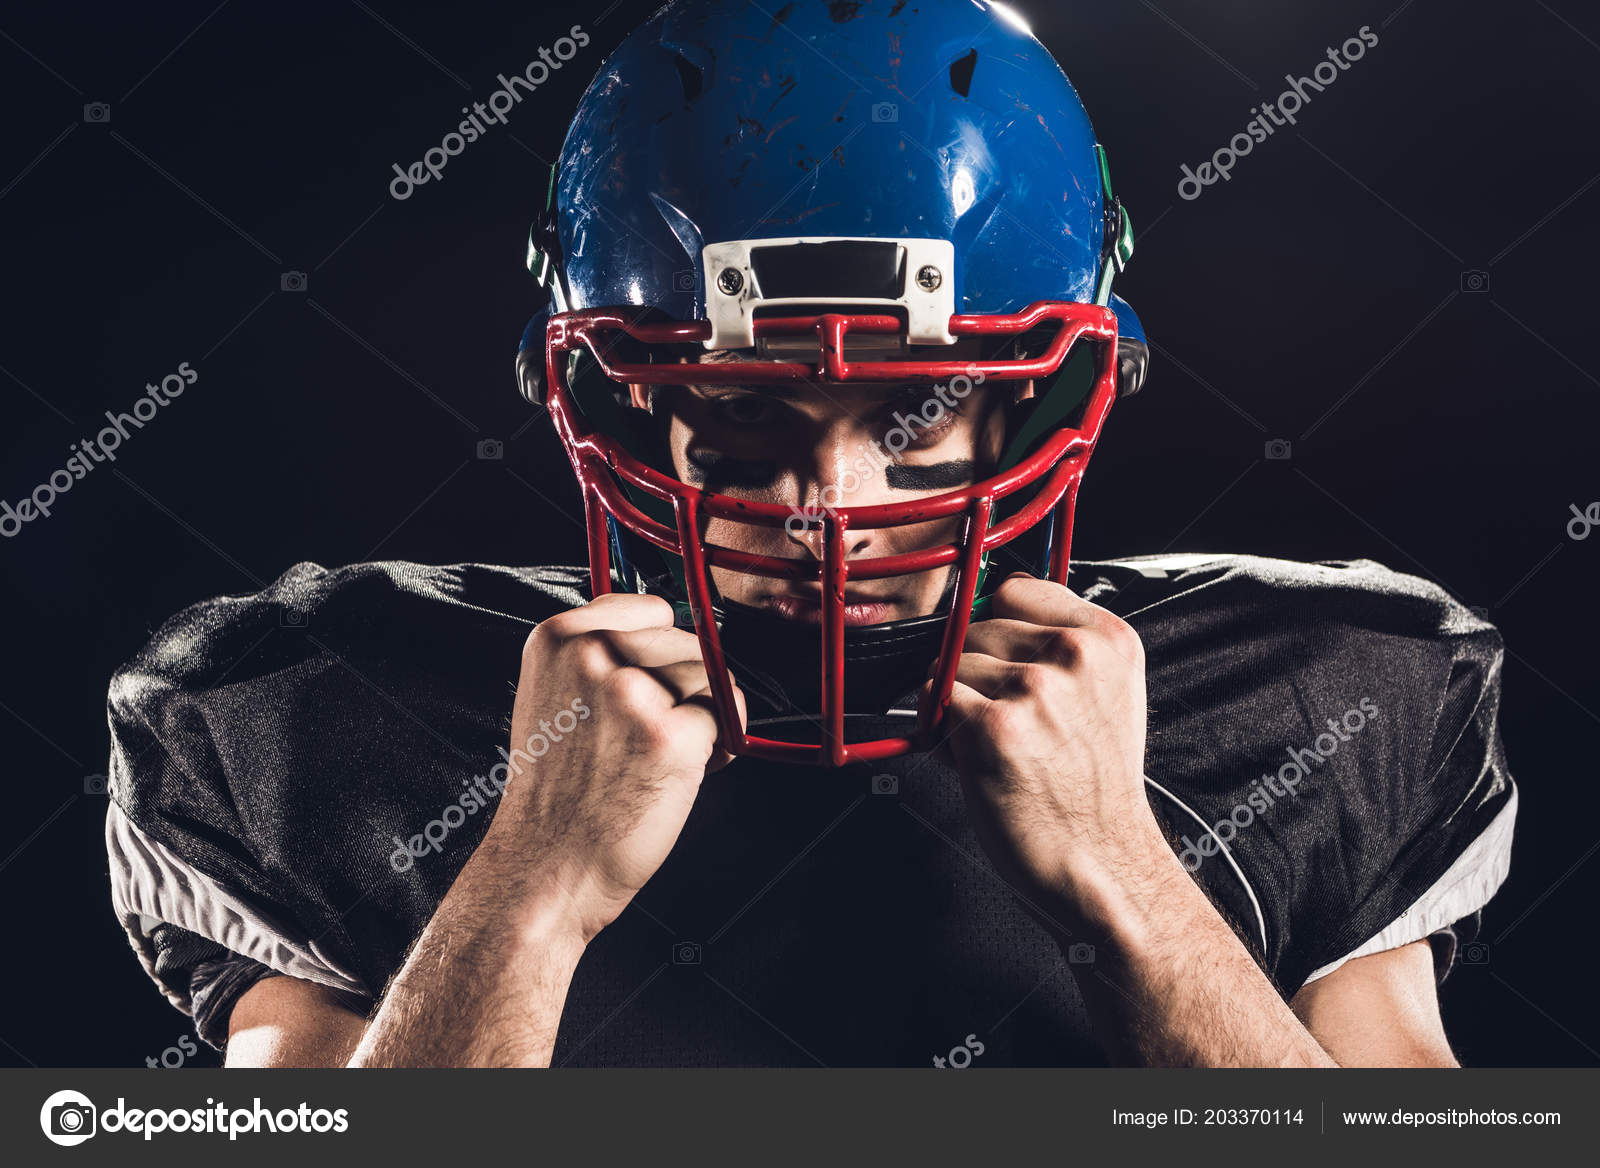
923, 573, 1165, 931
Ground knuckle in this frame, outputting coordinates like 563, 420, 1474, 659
601, 664, 662, 713
570, 633, 619, 683
1098, 616, 1145, 662
1042, 627, 1082, 664
524, 622, 555, 662
1011, 661, 1057, 696
668, 700, 720, 743
652, 625, 703, 663
623, 716, 678, 757
522, 625, 546, 667
587, 627, 633, 663
529, 610, 581, 655
975, 697, 1023, 739
592, 591, 673, 623
995, 574, 1034, 605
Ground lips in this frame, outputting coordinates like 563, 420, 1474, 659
764, 589, 898, 627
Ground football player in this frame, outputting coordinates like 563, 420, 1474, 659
105, 0, 1514, 1067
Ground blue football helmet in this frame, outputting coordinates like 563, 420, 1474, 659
515, 0, 1147, 765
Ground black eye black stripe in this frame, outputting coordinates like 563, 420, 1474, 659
885, 460, 976, 490
686, 448, 777, 487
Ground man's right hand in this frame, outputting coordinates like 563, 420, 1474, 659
480, 592, 747, 944
339, 592, 744, 1068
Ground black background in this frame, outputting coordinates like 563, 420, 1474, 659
1, 0, 1595, 1067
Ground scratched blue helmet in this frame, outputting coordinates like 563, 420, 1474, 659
516, 0, 1148, 766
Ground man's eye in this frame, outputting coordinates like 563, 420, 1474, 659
714, 394, 776, 425
888, 394, 964, 449
899, 413, 958, 449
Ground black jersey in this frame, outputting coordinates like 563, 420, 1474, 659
104, 554, 1516, 1065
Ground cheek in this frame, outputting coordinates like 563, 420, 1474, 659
666, 415, 694, 480
981, 405, 1007, 465
703, 515, 786, 550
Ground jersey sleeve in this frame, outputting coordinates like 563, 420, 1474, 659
1113, 555, 1519, 997
1292, 606, 1517, 986
103, 565, 377, 1049
102, 559, 582, 1049
1252, 561, 1518, 992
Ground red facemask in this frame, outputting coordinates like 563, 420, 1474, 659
541, 300, 1120, 766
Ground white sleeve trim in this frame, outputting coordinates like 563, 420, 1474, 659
1143, 774, 1270, 954
1302, 784, 1517, 984
106, 802, 369, 1012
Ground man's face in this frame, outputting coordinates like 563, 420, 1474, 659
632, 353, 1021, 626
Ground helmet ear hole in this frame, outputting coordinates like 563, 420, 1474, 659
515, 348, 544, 405
949, 49, 978, 97
673, 54, 704, 100
1117, 338, 1149, 397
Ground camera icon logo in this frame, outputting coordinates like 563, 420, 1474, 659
1460, 269, 1490, 293
280, 270, 308, 293
279, 609, 308, 628
1264, 438, 1293, 461
84, 773, 109, 796
871, 102, 898, 123
673, 941, 702, 965
83, 102, 111, 124
476, 438, 505, 461
40, 1090, 97, 1146
673, 269, 697, 293
871, 773, 898, 796
1460, 941, 1490, 965
1067, 942, 1096, 965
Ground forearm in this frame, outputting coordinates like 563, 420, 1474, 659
1054, 817, 1336, 1068
348, 840, 587, 1068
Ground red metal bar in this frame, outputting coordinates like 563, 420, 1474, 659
1049, 477, 1080, 585
821, 512, 849, 766
584, 486, 614, 599
562, 304, 1110, 388
672, 494, 748, 755
820, 314, 850, 382
918, 495, 993, 743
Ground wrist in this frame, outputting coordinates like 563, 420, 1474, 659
458, 832, 598, 955
1037, 808, 1191, 941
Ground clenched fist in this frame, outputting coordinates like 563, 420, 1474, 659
480, 592, 747, 943
923, 574, 1162, 931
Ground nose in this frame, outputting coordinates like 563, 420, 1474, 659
782, 423, 887, 561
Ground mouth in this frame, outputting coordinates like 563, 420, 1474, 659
763, 588, 900, 627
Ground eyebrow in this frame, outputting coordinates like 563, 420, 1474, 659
686, 447, 979, 492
